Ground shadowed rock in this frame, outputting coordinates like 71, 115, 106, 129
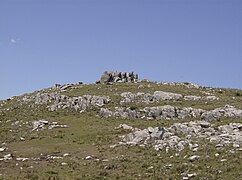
99, 71, 139, 84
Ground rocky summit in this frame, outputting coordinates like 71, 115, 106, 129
0, 71, 242, 179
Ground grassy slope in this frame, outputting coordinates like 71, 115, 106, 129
0, 82, 242, 179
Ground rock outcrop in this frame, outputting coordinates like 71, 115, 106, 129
23, 93, 110, 113
120, 91, 183, 105
184, 95, 219, 101
100, 105, 242, 121
117, 121, 242, 151
99, 106, 205, 120
201, 105, 242, 121
99, 71, 139, 83
120, 91, 219, 105
160, 82, 201, 89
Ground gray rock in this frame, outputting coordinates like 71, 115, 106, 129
60, 85, 73, 91
188, 155, 200, 161
99, 108, 113, 118
32, 119, 68, 131
118, 119, 242, 152
100, 71, 112, 83
99, 71, 139, 84
153, 91, 182, 101
120, 91, 182, 105
184, 95, 218, 101
201, 105, 242, 122
32, 119, 49, 131
115, 124, 134, 130
0, 147, 7, 152
100, 105, 206, 120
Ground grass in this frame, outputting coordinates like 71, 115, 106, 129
0, 82, 242, 179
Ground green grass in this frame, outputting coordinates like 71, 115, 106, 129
0, 82, 242, 179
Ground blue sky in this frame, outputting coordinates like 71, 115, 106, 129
1, 0, 242, 100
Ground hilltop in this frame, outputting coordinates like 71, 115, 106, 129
0, 71, 242, 179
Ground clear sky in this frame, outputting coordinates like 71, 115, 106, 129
1, 0, 242, 100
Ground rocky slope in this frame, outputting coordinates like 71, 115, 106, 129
0, 71, 242, 179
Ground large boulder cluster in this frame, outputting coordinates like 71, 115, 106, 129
23, 92, 110, 112
117, 121, 242, 151
99, 71, 139, 84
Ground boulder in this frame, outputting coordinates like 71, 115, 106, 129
99, 71, 139, 83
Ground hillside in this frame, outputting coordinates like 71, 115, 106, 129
0, 71, 242, 179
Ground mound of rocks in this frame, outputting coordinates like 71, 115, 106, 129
23, 93, 110, 112
99, 71, 139, 84
117, 121, 242, 151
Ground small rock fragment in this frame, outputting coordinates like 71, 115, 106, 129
188, 155, 200, 162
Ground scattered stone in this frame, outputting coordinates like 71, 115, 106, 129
0, 147, 7, 152
188, 155, 200, 162
63, 153, 70, 157
48, 124, 69, 129
187, 173, 197, 178
184, 95, 218, 101
32, 119, 49, 131
32, 119, 68, 131
220, 159, 227, 162
0, 154, 13, 161
165, 164, 173, 168
85, 156, 92, 160
115, 124, 134, 130
61, 162, 68, 166
183, 173, 197, 180
110, 144, 119, 148
16, 158, 29, 161
183, 177, 189, 180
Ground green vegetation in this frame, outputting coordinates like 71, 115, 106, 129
0, 82, 242, 179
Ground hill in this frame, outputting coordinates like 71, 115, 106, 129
0, 71, 242, 179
